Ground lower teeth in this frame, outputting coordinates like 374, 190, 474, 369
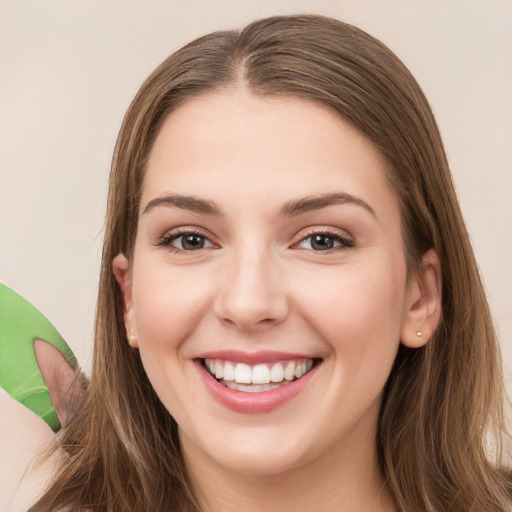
219, 379, 294, 393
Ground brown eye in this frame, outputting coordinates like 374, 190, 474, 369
162, 232, 213, 251
298, 232, 353, 251
310, 234, 336, 250
180, 234, 205, 250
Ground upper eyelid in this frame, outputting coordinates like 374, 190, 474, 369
155, 225, 353, 246
291, 227, 355, 251
161, 226, 215, 238
156, 226, 217, 247
293, 226, 353, 241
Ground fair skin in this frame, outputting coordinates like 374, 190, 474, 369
114, 89, 441, 512
1, 342, 75, 511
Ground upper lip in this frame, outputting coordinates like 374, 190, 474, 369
195, 350, 318, 365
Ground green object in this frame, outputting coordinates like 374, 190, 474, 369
0, 283, 76, 431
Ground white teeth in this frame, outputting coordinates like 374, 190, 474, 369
214, 360, 224, 379
284, 361, 295, 381
295, 361, 307, 379
223, 381, 282, 392
204, 358, 315, 387
234, 363, 252, 384
252, 364, 270, 384
223, 361, 235, 381
270, 362, 284, 383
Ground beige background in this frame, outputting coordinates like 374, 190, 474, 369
0, 1, 511, 508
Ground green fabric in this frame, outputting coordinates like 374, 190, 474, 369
0, 283, 76, 431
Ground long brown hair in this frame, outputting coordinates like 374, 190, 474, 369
35, 14, 511, 511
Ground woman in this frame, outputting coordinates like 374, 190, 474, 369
33, 14, 511, 511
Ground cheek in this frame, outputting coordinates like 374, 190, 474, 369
295, 265, 407, 424
294, 262, 407, 358
131, 260, 212, 349
130, 261, 213, 419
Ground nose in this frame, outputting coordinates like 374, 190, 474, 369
213, 247, 289, 332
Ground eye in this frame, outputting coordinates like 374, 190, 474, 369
158, 231, 214, 251
297, 231, 353, 251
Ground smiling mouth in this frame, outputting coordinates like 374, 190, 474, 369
202, 358, 319, 393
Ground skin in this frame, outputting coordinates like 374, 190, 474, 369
34, 339, 76, 428
114, 89, 441, 511
1, 343, 75, 511
0, 390, 55, 512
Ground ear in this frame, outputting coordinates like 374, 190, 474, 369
401, 249, 442, 348
112, 253, 138, 348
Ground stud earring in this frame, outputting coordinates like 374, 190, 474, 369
416, 330, 422, 337
127, 328, 136, 347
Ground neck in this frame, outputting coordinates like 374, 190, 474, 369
181, 415, 395, 512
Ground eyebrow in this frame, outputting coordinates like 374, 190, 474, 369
142, 192, 376, 219
279, 193, 376, 218
142, 194, 224, 216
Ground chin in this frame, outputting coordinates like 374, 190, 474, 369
181, 421, 321, 477
214, 447, 308, 476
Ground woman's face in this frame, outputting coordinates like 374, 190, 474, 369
115, 90, 432, 477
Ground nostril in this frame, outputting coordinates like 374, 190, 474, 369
212, 267, 289, 331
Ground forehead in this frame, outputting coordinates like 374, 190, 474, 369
142, 90, 398, 222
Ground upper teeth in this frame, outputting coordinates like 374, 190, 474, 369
204, 359, 314, 385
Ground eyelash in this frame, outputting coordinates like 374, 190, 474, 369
156, 228, 354, 253
156, 228, 213, 253
294, 229, 354, 252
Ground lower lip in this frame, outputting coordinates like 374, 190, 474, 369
196, 360, 319, 414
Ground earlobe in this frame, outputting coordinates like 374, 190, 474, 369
112, 253, 138, 348
401, 249, 442, 348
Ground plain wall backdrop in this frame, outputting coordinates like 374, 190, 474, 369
1, 0, 511, 405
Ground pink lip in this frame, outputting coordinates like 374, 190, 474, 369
194, 357, 320, 414
195, 349, 314, 365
